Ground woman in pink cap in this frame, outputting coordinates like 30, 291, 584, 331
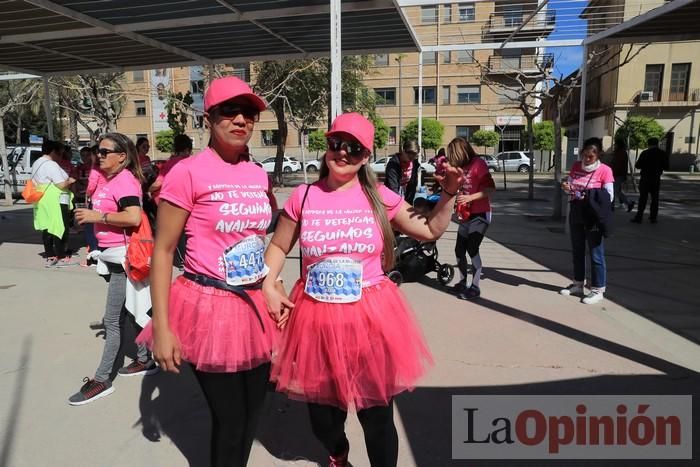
137, 76, 281, 467
263, 112, 464, 467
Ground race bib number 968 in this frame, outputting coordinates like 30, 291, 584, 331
304, 257, 362, 303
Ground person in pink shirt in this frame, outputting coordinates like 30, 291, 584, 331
262, 112, 464, 467
560, 137, 615, 305
148, 133, 193, 204
447, 137, 496, 300
136, 77, 280, 467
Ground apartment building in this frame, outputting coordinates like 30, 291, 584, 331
75, 1, 555, 160
559, 0, 700, 160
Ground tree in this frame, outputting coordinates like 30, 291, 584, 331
1, 79, 41, 205
614, 116, 665, 150
155, 129, 175, 153
308, 129, 327, 156
166, 91, 194, 135
368, 113, 389, 157
530, 121, 562, 171
471, 129, 500, 153
400, 118, 444, 152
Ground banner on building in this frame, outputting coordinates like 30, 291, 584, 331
151, 68, 170, 132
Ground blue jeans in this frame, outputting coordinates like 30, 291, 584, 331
569, 222, 606, 289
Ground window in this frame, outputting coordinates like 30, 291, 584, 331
643, 64, 664, 101
421, 5, 438, 23
442, 85, 451, 105
375, 88, 396, 106
503, 5, 523, 27
388, 127, 397, 145
132, 70, 144, 82
261, 130, 279, 146
441, 51, 451, 64
422, 52, 437, 65
670, 63, 690, 101
374, 54, 389, 66
443, 4, 452, 23
458, 3, 475, 22
456, 50, 474, 63
231, 63, 250, 82
456, 125, 479, 139
499, 87, 521, 104
457, 85, 480, 104
135, 100, 146, 116
190, 79, 204, 94
414, 86, 437, 104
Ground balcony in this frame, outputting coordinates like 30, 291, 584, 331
486, 53, 554, 75
483, 10, 556, 41
635, 88, 700, 105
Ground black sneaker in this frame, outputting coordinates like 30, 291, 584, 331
118, 359, 159, 377
627, 201, 635, 213
68, 377, 114, 406
457, 285, 481, 300
452, 280, 467, 294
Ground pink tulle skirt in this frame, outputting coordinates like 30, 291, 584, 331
137, 276, 278, 373
271, 278, 433, 411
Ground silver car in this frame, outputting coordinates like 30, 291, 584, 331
495, 151, 535, 172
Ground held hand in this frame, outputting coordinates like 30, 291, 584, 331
435, 165, 465, 195
74, 208, 100, 225
456, 194, 471, 205
263, 283, 295, 329
152, 327, 182, 374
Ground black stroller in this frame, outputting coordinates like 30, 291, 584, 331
387, 236, 454, 286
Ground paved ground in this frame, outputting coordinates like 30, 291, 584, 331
1, 174, 699, 467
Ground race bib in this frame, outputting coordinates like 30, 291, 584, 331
59, 192, 70, 205
223, 234, 269, 286
304, 257, 363, 303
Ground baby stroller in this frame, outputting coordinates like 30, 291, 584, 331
387, 193, 455, 286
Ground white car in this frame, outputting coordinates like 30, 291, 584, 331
302, 158, 322, 173
259, 156, 301, 173
369, 157, 435, 175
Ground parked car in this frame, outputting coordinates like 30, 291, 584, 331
2, 145, 44, 196
303, 158, 322, 173
495, 151, 535, 172
259, 156, 301, 173
369, 157, 435, 176
480, 154, 498, 173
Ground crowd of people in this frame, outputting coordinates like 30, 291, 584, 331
25, 74, 674, 466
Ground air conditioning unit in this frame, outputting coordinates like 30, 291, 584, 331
640, 91, 654, 101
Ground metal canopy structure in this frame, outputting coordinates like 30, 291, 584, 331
0, 0, 419, 76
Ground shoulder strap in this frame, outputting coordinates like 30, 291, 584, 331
30, 158, 51, 181
297, 183, 312, 276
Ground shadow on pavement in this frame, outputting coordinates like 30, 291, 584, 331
0, 336, 31, 467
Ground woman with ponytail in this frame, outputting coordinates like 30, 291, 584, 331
262, 113, 463, 467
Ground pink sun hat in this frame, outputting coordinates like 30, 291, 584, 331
203, 76, 267, 112
325, 112, 375, 151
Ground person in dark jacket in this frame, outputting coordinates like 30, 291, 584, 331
631, 137, 669, 224
384, 139, 420, 203
609, 139, 634, 212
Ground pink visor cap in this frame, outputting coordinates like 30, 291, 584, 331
325, 112, 375, 151
203, 76, 267, 112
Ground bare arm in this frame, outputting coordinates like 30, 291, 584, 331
262, 213, 298, 327
74, 204, 141, 228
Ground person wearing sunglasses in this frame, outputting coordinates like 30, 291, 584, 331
69, 133, 156, 406
136, 76, 280, 467
384, 139, 421, 203
262, 112, 464, 467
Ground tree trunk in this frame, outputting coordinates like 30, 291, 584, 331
527, 115, 535, 200
69, 112, 79, 148
273, 104, 288, 186
15, 110, 23, 144
552, 97, 564, 219
1, 116, 14, 206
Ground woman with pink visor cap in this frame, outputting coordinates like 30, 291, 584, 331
263, 113, 464, 467
137, 77, 281, 467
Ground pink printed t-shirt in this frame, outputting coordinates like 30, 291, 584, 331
284, 180, 403, 287
459, 157, 495, 214
92, 169, 142, 248
568, 161, 614, 193
160, 148, 272, 281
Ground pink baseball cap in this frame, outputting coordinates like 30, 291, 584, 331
325, 112, 375, 151
203, 76, 267, 112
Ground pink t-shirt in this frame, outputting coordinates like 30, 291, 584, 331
92, 169, 142, 248
87, 167, 107, 198
459, 157, 495, 214
160, 148, 272, 281
284, 180, 403, 287
568, 161, 614, 194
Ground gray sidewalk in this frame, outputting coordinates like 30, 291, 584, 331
0, 178, 699, 466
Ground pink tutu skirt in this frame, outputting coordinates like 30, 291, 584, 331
271, 278, 433, 411
137, 275, 278, 373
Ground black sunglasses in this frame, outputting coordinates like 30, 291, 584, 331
97, 148, 123, 157
326, 137, 366, 157
215, 103, 260, 122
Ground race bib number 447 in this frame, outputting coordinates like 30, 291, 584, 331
305, 257, 363, 303
224, 235, 269, 286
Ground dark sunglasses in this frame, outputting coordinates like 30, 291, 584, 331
215, 103, 260, 122
97, 148, 123, 157
326, 138, 366, 157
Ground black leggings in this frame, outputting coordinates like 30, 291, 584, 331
42, 203, 71, 258
307, 401, 398, 467
455, 231, 484, 278
193, 362, 270, 467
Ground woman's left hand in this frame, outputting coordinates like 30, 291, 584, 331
74, 208, 100, 225
435, 165, 465, 195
